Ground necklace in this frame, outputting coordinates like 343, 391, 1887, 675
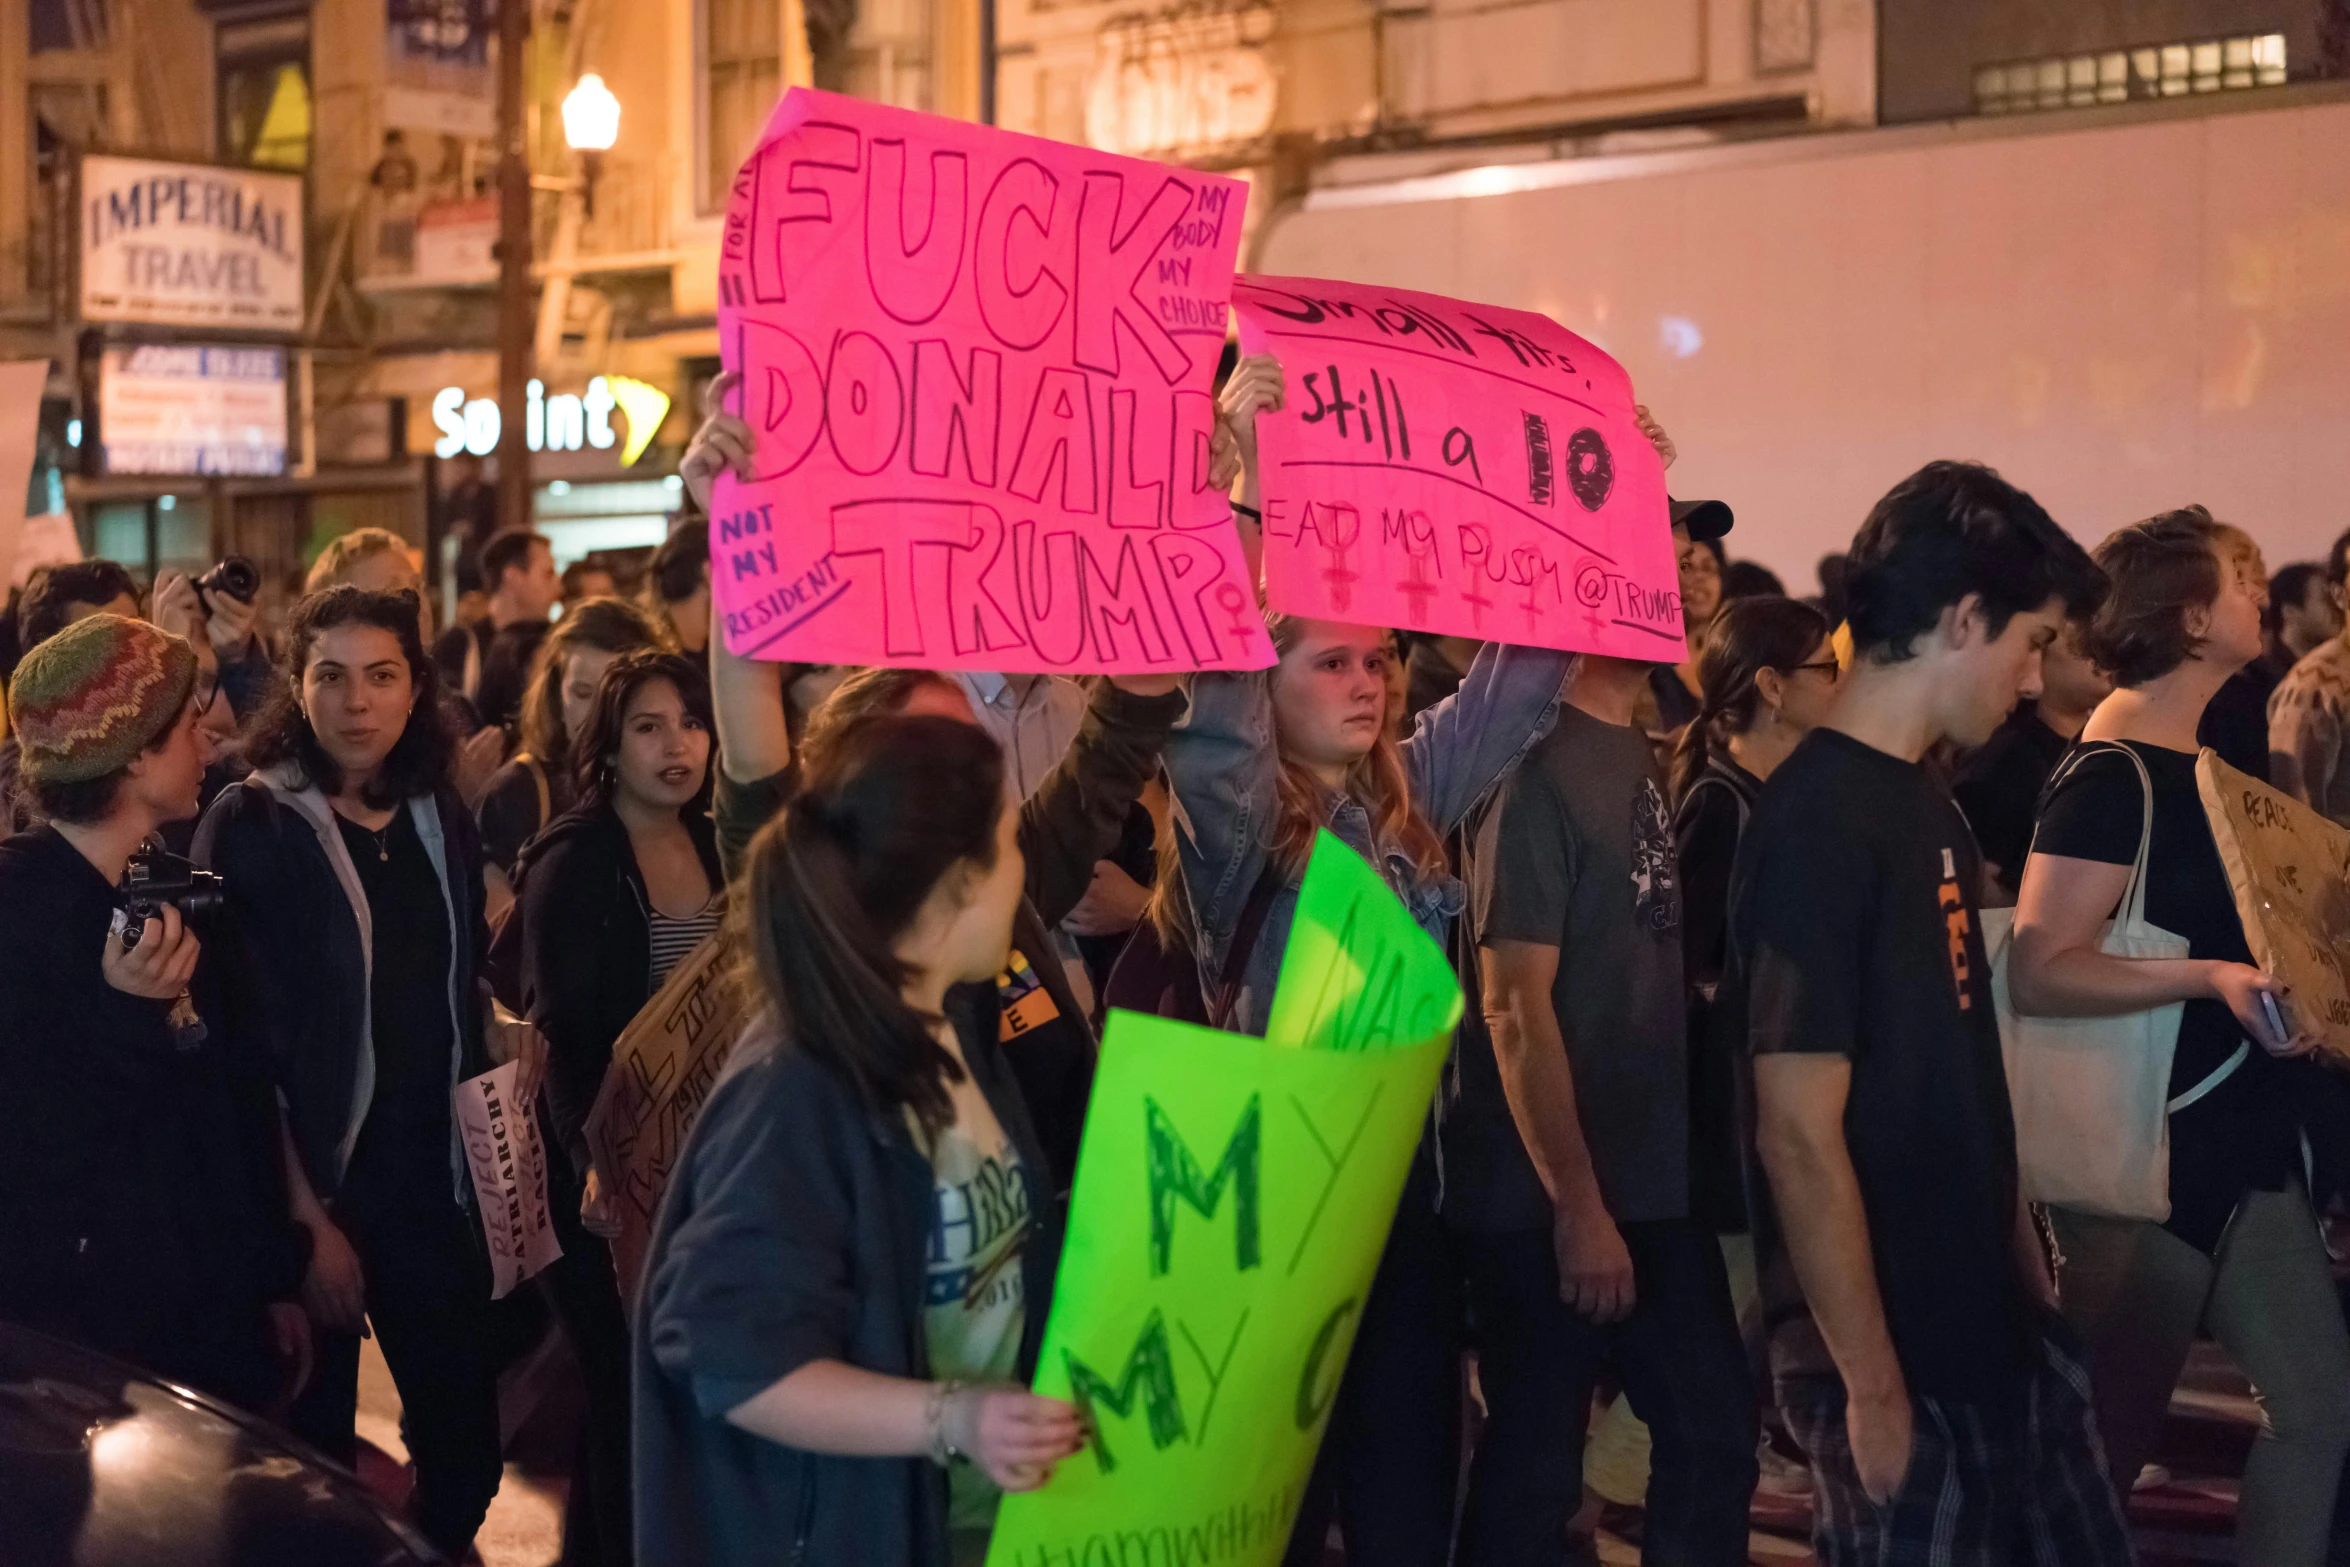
366, 822, 392, 862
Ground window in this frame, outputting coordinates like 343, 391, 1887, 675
218, 13, 313, 170
1974, 32, 2287, 117
700, 0, 781, 215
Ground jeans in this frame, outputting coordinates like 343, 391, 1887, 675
291, 1172, 505, 1560
1455, 1217, 1758, 1567
2053, 1185, 2350, 1567
1283, 1154, 1466, 1567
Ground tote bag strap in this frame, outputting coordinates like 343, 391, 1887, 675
2040, 741, 2160, 936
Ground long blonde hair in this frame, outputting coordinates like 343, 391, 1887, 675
1152, 614, 1446, 946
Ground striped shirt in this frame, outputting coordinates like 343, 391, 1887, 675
647, 895, 724, 990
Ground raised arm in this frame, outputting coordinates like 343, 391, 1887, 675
1403, 641, 1573, 835
1161, 668, 1280, 968
1018, 675, 1186, 928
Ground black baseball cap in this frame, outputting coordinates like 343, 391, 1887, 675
1670, 497, 1734, 543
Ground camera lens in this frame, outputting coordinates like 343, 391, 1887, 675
199, 556, 261, 604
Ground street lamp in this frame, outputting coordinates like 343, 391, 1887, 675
562, 73, 621, 217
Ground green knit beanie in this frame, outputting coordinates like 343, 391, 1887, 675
8, 614, 199, 785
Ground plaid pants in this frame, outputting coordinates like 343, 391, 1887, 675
1779, 1326, 2136, 1567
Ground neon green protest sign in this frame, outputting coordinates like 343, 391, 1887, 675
989, 831, 1464, 1567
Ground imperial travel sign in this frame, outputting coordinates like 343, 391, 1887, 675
80, 155, 305, 333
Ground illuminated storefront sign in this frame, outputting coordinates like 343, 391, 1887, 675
431, 375, 671, 464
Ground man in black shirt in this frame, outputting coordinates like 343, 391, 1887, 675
0, 616, 308, 1411
1450, 651, 1757, 1565
1950, 614, 2110, 901
432, 528, 558, 733
1728, 462, 2131, 1565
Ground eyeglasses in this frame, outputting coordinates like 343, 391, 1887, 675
193, 670, 222, 712
1786, 659, 1843, 681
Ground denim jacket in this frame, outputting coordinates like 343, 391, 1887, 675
1165, 643, 1575, 1037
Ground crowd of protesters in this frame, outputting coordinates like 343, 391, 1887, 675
8, 347, 2350, 1567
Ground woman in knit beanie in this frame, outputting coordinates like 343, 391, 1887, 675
8, 613, 201, 824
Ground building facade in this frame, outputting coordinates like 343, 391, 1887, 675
4, 0, 2343, 598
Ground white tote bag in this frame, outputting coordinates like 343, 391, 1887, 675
1987, 743, 2189, 1221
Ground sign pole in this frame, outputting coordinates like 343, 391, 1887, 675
495, 0, 534, 539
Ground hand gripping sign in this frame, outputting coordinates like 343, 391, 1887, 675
454, 1061, 564, 1300
2197, 750, 2350, 1061
988, 832, 1464, 1567
710, 88, 1274, 675
1232, 275, 1679, 660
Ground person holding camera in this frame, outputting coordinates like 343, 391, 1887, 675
151, 556, 275, 721
196, 586, 545, 1562
0, 615, 312, 1413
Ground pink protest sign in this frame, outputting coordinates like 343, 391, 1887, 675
710, 89, 1273, 674
1233, 276, 1680, 659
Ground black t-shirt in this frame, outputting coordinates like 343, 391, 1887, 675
431, 617, 549, 734
1730, 729, 2032, 1405
1951, 701, 2071, 894
478, 754, 574, 874
2029, 741, 2303, 1251
337, 808, 457, 1187
1673, 755, 1762, 1233
1452, 707, 1689, 1230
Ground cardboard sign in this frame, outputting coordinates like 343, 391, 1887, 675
584, 933, 750, 1303
1233, 275, 1678, 658
989, 832, 1464, 1567
454, 1062, 564, 1299
709, 88, 1273, 675
2197, 750, 2350, 1059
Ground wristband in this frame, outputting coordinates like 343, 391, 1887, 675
924, 1379, 968, 1467
1232, 503, 1262, 523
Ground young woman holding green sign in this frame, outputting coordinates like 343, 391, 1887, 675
1163, 352, 1588, 1567
633, 715, 1087, 1567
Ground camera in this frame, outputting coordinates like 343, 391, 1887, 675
195, 555, 260, 607
115, 847, 226, 948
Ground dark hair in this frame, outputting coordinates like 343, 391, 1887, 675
478, 530, 548, 590
246, 587, 455, 809
1669, 596, 1832, 805
2326, 527, 2350, 590
2271, 561, 2327, 636
1844, 461, 2104, 663
573, 650, 715, 813
2081, 507, 2227, 688
26, 701, 190, 826
517, 596, 667, 774
800, 666, 965, 777
651, 518, 710, 606
1720, 560, 1786, 600
562, 557, 617, 599
20, 560, 138, 651
743, 716, 1006, 1132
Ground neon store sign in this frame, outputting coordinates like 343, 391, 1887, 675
432, 375, 670, 465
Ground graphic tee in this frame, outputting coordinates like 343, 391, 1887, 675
1729, 729, 2033, 1407
1452, 704, 1689, 1230
921, 1113, 1033, 1560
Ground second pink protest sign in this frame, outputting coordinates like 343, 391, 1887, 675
710, 89, 1273, 674
1233, 275, 1680, 660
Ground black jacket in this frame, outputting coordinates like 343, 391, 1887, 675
634, 986, 1060, 1567
0, 827, 306, 1409
517, 802, 724, 1173
195, 768, 495, 1204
